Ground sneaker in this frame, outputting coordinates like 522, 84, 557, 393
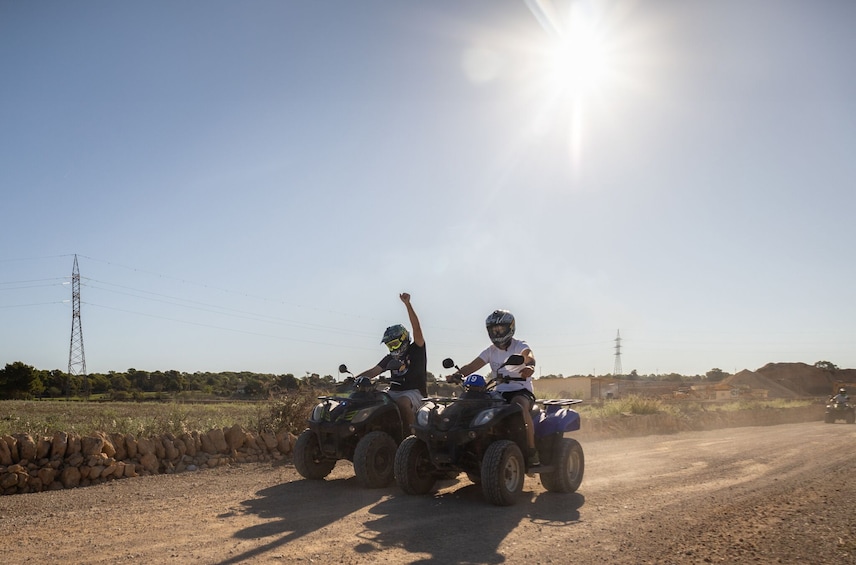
528, 450, 541, 467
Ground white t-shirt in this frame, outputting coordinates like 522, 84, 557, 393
478, 338, 534, 394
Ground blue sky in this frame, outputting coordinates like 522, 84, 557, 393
2, 0, 855, 379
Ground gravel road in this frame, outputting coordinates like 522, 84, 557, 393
2, 421, 854, 564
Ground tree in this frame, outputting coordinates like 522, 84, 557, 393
706, 368, 728, 382
0, 361, 38, 399
814, 361, 839, 371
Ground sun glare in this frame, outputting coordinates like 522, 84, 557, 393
548, 19, 610, 98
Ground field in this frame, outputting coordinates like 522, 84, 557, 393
0, 394, 819, 439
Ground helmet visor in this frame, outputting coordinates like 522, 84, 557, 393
487, 325, 509, 340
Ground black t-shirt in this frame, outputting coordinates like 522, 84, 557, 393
378, 342, 427, 396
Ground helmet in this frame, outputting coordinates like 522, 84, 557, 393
839, 387, 847, 394
485, 310, 515, 347
463, 374, 486, 392
354, 376, 373, 392
382, 324, 410, 358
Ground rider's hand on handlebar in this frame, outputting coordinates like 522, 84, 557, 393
446, 372, 463, 384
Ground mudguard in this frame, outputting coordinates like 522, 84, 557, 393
534, 399, 582, 436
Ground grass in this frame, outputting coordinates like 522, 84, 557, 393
0, 394, 818, 439
0, 389, 321, 438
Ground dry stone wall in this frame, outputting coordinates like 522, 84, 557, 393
0, 425, 297, 496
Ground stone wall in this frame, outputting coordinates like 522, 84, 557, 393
0, 425, 297, 496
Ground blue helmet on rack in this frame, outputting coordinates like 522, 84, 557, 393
463, 374, 487, 392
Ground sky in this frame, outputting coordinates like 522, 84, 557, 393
2, 0, 855, 380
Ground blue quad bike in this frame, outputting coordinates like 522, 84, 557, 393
293, 364, 408, 488
394, 355, 584, 506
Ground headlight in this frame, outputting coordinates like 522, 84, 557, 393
472, 408, 501, 427
311, 400, 338, 422
416, 402, 440, 426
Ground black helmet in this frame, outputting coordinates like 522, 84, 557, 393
382, 324, 410, 358
485, 309, 515, 347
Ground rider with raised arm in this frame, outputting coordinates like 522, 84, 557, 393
356, 293, 426, 431
446, 309, 540, 467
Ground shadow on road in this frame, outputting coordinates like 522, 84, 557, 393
359, 478, 585, 564
216, 474, 388, 565
221, 473, 584, 564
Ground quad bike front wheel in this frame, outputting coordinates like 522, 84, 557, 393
539, 437, 584, 494
293, 429, 336, 480
353, 431, 397, 488
394, 435, 437, 495
481, 440, 525, 506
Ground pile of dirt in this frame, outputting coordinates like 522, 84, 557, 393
755, 362, 836, 396
722, 369, 801, 399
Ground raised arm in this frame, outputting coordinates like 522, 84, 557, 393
400, 292, 424, 347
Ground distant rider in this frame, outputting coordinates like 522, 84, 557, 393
446, 309, 541, 467
356, 293, 427, 432
831, 387, 849, 404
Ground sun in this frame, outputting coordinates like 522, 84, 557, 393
546, 16, 611, 99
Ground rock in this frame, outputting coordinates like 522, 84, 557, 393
65, 453, 84, 468
260, 432, 278, 451
0, 472, 18, 490
60, 466, 81, 488
225, 425, 246, 450
180, 433, 197, 457
163, 438, 179, 461
154, 437, 166, 459
38, 467, 57, 486
2, 436, 18, 463
125, 434, 138, 459
36, 437, 51, 460
51, 431, 68, 459
67, 434, 81, 456
136, 437, 155, 456
98, 432, 116, 457
277, 432, 296, 455
0, 437, 11, 465
200, 433, 217, 455
139, 453, 159, 474
81, 435, 104, 457
15, 434, 37, 462
209, 429, 229, 453
110, 433, 127, 460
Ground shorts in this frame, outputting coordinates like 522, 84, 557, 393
500, 389, 536, 406
385, 388, 424, 414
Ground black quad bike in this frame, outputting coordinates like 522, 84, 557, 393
293, 364, 407, 488
394, 355, 584, 506
824, 399, 855, 424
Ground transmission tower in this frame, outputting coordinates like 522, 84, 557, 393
613, 329, 623, 377
67, 254, 88, 397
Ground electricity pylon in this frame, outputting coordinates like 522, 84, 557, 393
67, 254, 88, 397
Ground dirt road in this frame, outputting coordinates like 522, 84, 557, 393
2, 421, 854, 564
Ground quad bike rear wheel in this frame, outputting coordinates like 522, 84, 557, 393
539, 437, 584, 493
394, 436, 437, 495
353, 431, 397, 488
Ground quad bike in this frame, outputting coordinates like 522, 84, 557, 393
394, 354, 584, 506
824, 399, 855, 424
293, 363, 408, 488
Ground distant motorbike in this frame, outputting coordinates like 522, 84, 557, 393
824, 399, 855, 424
394, 354, 584, 506
293, 363, 407, 488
